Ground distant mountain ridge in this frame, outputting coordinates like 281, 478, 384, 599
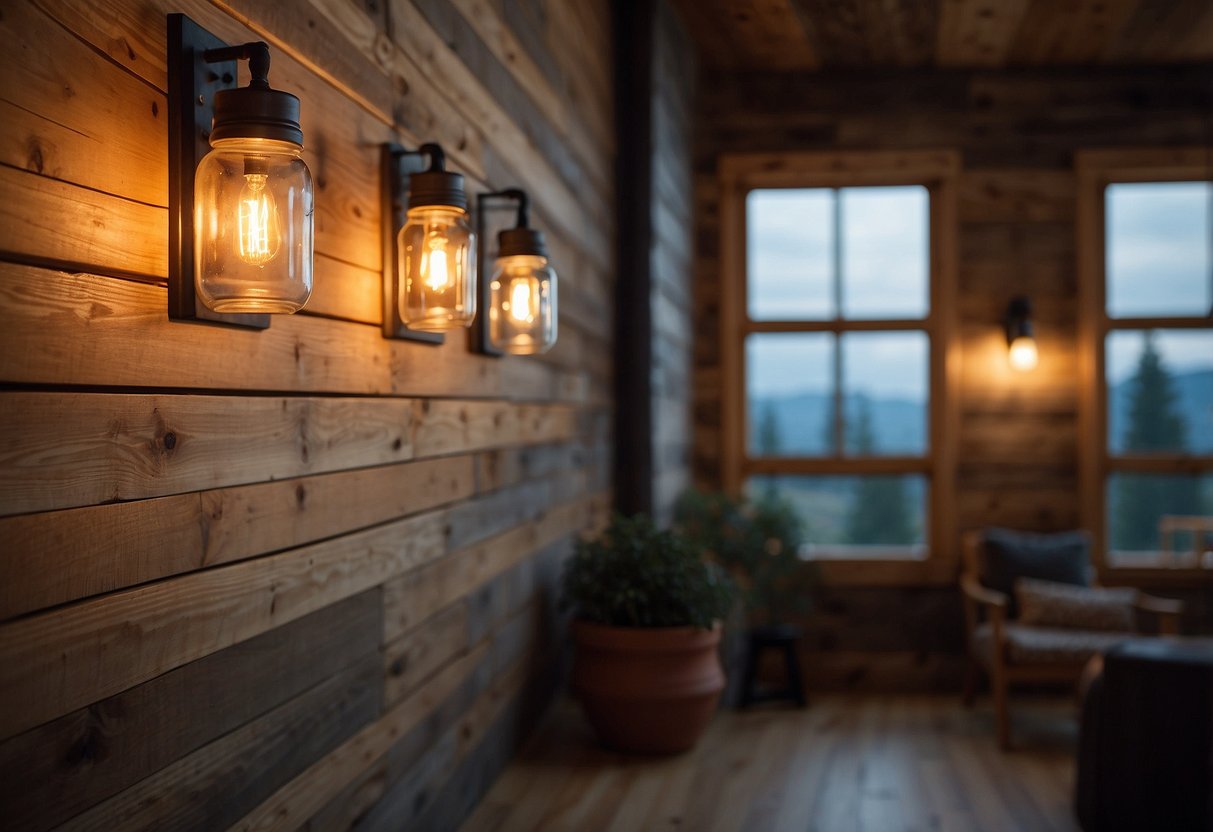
752, 369, 1211, 455
749, 392, 925, 455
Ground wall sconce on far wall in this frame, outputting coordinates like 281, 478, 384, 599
167, 14, 314, 329
380, 143, 475, 343
474, 189, 558, 356
1005, 296, 1038, 372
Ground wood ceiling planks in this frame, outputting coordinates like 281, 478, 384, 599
671, 0, 1213, 68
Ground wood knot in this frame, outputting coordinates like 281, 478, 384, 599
163, 432, 177, 450
295, 483, 307, 508
390, 657, 406, 675
392, 437, 403, 451
26, 139, 44, 174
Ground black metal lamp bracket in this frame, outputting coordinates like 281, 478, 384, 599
167, 13, 269, 329
380, 143, 447, 344
473, 189, 529, 356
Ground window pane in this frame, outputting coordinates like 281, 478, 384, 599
1106, 330, 1213, 454
747, 189, 834, 320
747, 333, 834, 455
746, 475, 927, 559
842, 332, 929, 455
1106, 473, 1213, 568
841, 186, 929, 319
1107, 182, 1212, 318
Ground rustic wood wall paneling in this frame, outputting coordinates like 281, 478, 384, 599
0, 0, 619, 828
691, 63, 1213, 689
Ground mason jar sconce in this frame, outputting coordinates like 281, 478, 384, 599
167, 14, 314, 329
1005, 295, 1038, 372
380, 143, 475, 343
474, 189, 558, 356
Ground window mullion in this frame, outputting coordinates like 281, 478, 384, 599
832, 188, 844, 458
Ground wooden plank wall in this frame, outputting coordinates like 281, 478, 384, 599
692, 65, 1213, 690
0, 0, 616, 828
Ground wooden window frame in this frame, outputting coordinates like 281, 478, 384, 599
1076, 147, 1213, 586
719, 150, 960, 586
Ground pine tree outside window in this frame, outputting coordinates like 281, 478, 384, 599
1077, 150, 1213, 575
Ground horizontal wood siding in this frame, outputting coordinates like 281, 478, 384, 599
0, 0, 614, 827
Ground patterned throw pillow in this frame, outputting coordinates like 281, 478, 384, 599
1014, 577, 1136, 632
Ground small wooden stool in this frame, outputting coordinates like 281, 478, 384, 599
739, 625, 806, 708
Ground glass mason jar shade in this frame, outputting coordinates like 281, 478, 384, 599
194, 137, 313, 314
399, 205, 476, 331
490, 254, 557, 354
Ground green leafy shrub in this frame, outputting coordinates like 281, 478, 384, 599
674, 489, 816, 626
559, 514, 735, 629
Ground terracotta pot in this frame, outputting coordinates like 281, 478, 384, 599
571, 620, 725, 754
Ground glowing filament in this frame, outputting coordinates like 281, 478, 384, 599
509, 280, 535, 323
423, 234, 451, 291
237, 173, 280, 266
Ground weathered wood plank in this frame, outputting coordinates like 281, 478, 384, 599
0, 455, 475, 619
0, 0, 166, 207
355, 647, 534, 831
0, 391, 414, 516
382, 492, 599, 640
229, 640, 491, 832
958, 170, 1075, 223
0, 262, 585, 401
1008, 0, 1138, 65
0, 165, 166, 279
0, 591, 380, 832
935, 0, 1031, 67
57, 653, 382, 832
0, 509, 444, 740
383, 601, 470, 707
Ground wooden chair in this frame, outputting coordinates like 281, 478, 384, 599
959, 530, 1182, 750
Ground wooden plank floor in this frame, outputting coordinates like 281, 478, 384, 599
461, 694, 1080, 832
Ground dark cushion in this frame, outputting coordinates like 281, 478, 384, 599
980, 528, 1091, 616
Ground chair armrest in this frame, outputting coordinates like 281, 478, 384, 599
961, 574, 1009, 613
1134, 592, 1184, 635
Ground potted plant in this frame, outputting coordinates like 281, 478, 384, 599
674, 489, 816, 706
674, 489, 814, 628
560, 513, 735, 754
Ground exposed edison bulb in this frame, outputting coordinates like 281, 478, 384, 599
193, 137, 313, 314
508, 279, 536, 323
490, 254, 556, 354
237, 169, 281, 266
1008, 336, 1038, 371
423, 231, 451, 291
399, 204, 476, 331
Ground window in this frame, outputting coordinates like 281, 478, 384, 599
1078, 151, 1213, 575
719, 152, 958, 580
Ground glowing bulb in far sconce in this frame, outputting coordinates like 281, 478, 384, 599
1008, 335, 1039, 372
1005, 296, 1038, 372
476, 188, 557, 356
399, 145, 476, 332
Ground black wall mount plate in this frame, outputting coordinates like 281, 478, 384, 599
381, 143, 444, 344
167, 13, 269, 330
